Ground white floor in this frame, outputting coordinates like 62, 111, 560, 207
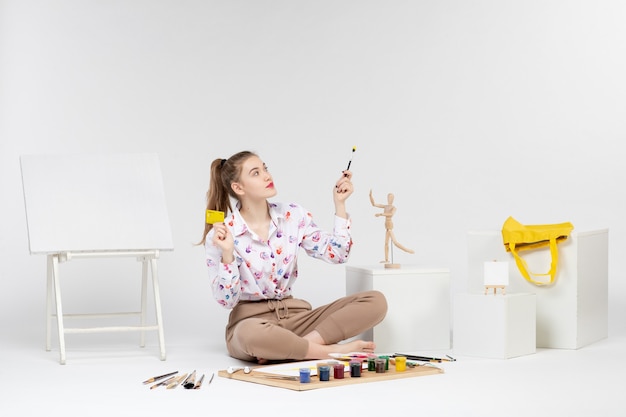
2, 333, 624, 416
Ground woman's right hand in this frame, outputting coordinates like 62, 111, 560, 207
211, 223, 234, 261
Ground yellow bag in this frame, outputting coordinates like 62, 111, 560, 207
501, 216, 574, 286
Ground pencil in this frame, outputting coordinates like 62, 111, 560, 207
149, 374, 177, 389
393, 353, 456, 363
142, 370, 178, 384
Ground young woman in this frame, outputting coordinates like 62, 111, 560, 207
199, 150, 387, 363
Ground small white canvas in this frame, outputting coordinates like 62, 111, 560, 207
484, 261, 509, 286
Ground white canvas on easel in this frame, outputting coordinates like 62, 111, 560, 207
484, 261, 509, 286
484, 261, 509, 295
20, 152, 174, 364
21, 153, 173, 254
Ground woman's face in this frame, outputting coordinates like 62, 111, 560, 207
233, 155, 277, 200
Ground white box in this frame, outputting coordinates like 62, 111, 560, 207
453, 293, 536, 359
345, 265, 450, 352
467, 229, 608, 349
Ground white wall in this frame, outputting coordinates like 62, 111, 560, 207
2, 0, 625, 351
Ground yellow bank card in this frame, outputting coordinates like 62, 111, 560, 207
206, 210, 225, 224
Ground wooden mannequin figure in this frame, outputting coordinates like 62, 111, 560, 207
369, 190, 414, 268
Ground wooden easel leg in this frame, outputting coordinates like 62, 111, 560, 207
484, 285, 506, 296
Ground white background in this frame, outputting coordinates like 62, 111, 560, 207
2, 0, 625, 355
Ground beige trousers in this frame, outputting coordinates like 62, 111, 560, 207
225, 290, 387, 362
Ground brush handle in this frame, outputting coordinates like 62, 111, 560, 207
193, 374, 205, 389
166, 373, 188, 389
182, 370, 196, 389
150, 375, 177, 389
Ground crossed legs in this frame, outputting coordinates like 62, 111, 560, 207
226, 290, 387, 362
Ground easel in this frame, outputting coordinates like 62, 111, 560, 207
46, 250, 166, 364
21, 153, 173, 364
483, 261, 508, 296
484, 285, 506, 295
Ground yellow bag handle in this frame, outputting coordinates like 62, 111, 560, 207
502, 217, 573, 286
507, 238, 559, 286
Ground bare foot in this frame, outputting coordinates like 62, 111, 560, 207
305, 339, 376, 360
336, 339, 376, 353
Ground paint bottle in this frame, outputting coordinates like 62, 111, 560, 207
333, 363, 345, 379
378, 355, 389, 370
318, 365, 330, 381
395, 356, 407, 372
349, 360, 361, 377
375, 358, 386, 373
367, 357, 376, 372
316, 362, 328, 378
299, 367, 311, 383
